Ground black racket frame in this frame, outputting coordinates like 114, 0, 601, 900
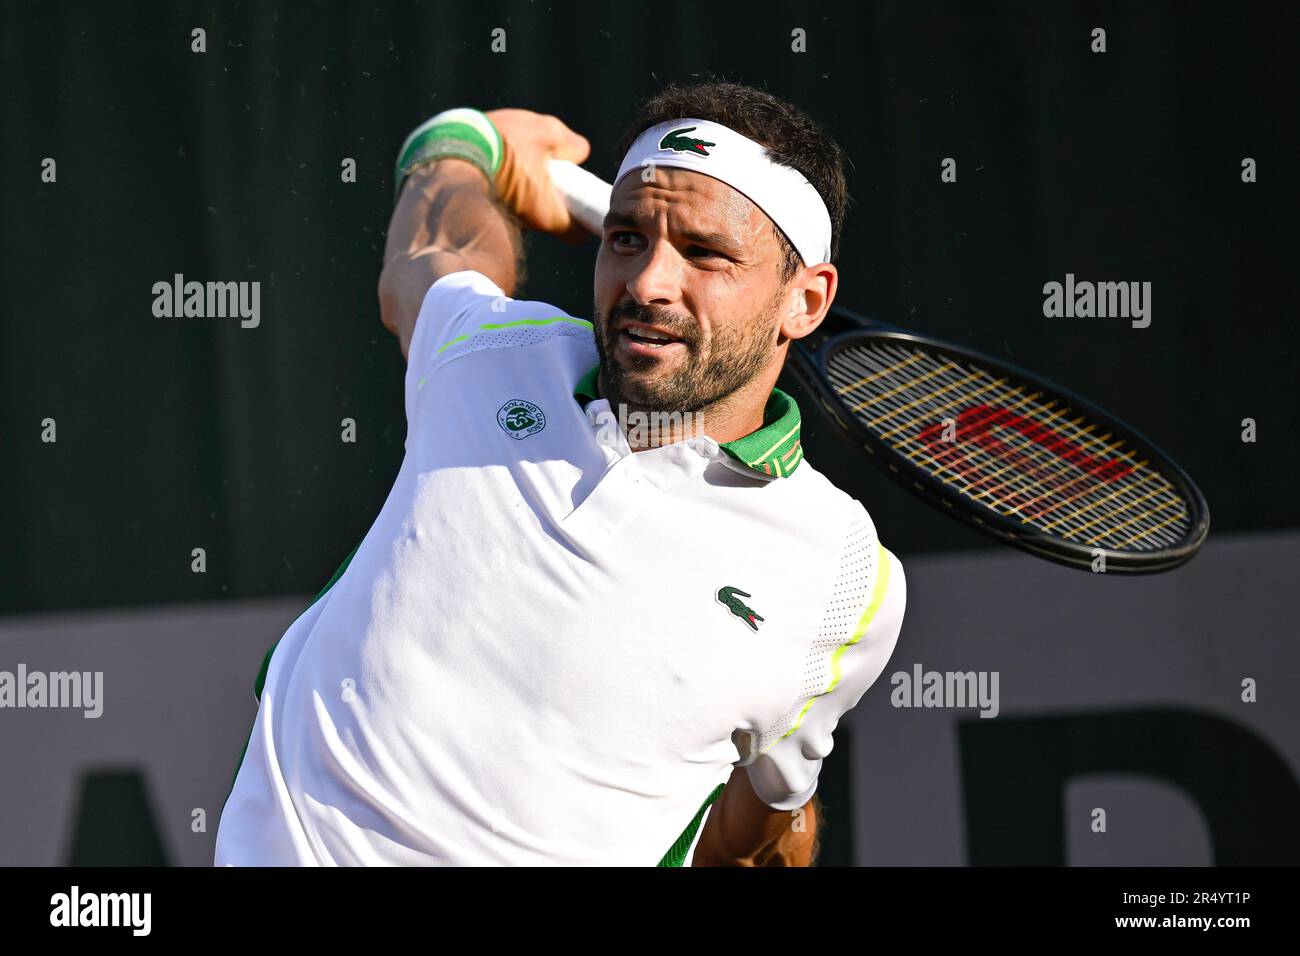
785, 306, 1210, 573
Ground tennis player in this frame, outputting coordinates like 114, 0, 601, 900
215, 81, 906, 866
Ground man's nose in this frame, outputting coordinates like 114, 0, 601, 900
624, 239, 683, 306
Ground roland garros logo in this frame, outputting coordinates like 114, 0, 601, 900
497, 399, 546, 440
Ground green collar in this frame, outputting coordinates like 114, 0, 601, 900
573, 364, 804, 478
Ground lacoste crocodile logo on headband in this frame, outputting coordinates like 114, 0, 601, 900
659, 126, 716, 156
716, 586, 764, 632
618, 119, 832, 265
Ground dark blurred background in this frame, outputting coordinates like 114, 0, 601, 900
3, 0, 1295, 611
0, 1, 1296, 866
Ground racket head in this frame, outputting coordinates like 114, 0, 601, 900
787, 307, 1210, 573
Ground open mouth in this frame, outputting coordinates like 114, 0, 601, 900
619, 322, 687, 353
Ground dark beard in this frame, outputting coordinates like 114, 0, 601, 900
592, 299, 777, 418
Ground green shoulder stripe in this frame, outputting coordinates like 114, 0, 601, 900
434, 315, 594, 357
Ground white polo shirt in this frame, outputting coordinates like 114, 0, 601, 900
216, 270, 906, 866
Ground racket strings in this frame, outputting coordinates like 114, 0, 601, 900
838, 346, 1187, 550
896, 364, 1181, 539
826, 343, 1191, 551
849, 347, 1186, 550
833, 349, 1144, 518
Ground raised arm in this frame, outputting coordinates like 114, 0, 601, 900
377, 108, 591, 361
378, 160, 520, 359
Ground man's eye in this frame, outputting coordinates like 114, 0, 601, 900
687, 245, 725, 260
610, 232, 642, 249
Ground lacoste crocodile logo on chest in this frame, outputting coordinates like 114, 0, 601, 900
715, 586, 764, 632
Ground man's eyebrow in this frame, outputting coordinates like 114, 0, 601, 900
603, 209, 748, 256
604, 210, 642, 230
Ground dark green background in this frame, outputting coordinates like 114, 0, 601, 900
2, 0, 1296, 612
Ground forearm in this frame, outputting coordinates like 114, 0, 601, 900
378, 158, 523, 359
692, 767, 821, 866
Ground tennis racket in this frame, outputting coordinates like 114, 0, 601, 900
546, 159, 1210, 573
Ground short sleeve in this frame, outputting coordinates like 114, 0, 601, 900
404, 269, 507, 400
403, 270, 594, 416
740, 518, 907, 811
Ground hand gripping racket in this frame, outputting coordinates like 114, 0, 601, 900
547, 159, 1210, 573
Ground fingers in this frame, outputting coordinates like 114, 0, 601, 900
537, 119, 591, 233
547, 118, 591, 165
496, 109, 590, 164
488, 108, 593, 236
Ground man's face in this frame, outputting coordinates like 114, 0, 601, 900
592, 166, 790, 415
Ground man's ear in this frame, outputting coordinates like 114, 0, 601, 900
780, 262, 837, 342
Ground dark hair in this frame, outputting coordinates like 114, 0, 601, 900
616, 80, 849, 283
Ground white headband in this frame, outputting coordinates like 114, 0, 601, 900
613, 118, 832, 267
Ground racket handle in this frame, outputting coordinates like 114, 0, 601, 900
547, 159, 612, 235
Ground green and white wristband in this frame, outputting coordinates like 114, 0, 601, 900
393, 107, 503, 201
